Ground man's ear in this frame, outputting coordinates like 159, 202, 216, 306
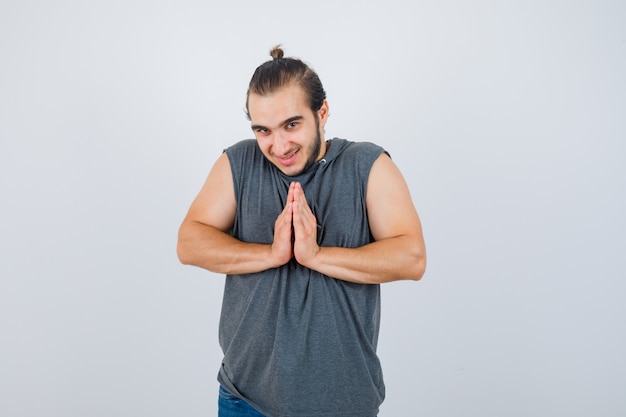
318, 99, 330, 127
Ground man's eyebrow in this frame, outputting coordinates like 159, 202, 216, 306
282, 115, 304, 125
250, 123, 266, 131
250, 115, 304, 131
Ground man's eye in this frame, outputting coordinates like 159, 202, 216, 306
287, 122, 297, 129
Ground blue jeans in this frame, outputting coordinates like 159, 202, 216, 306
218, 385, 378, 417
218, 385, 266, 417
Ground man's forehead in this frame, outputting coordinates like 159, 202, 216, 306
248, 85, 311, 125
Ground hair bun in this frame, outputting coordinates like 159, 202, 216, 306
270, 45, 284, 60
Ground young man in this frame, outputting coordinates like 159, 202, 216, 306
177, 46, 426, 417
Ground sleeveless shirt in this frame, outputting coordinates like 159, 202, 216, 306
218, 138, 386, 417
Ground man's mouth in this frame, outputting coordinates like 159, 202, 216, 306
275, 149, 299, 166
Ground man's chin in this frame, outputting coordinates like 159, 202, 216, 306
278, 165, 305, 177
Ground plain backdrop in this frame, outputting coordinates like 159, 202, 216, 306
1, 1, 624, 416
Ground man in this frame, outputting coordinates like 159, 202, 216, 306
177, 46, 426, 417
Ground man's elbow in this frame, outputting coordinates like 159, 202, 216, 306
177, 240, 191, 265
176, 226, 195, 266
406, 247, 426, 281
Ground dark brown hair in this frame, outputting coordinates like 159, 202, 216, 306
245, 45, 326, 119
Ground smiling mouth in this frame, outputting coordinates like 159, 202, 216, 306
275, 149, 299, 165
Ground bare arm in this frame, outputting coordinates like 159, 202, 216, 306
177, 153, 293, 274
292, 153, 426, 284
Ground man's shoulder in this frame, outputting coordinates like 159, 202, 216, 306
223, 140, 265, 177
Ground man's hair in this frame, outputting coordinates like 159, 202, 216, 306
245, 45, 327, 119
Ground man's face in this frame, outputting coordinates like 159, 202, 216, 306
248, 83, 329, 176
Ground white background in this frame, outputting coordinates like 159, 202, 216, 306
1, 1, 624, 416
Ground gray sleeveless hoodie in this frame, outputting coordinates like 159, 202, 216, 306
218, 138, 386, 417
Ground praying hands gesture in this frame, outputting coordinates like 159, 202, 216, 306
271, 182, 320, 267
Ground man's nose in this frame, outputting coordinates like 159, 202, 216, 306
272, 131, 290, 155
